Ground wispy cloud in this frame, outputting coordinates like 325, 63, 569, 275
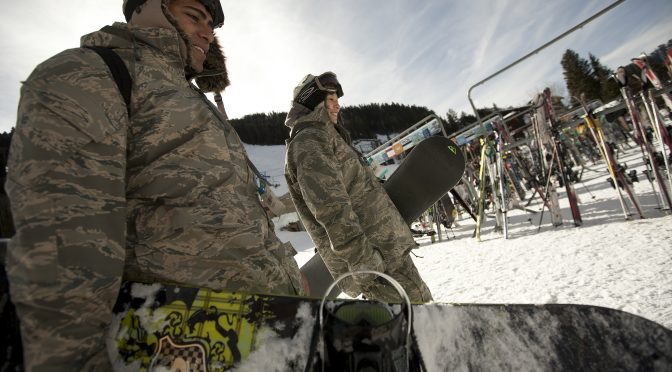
600, 23, 672, 68
1, 0, 670, 134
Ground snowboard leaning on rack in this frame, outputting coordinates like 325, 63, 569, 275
301, 136, 466, 297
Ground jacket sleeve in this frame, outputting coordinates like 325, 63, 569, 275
5, 49, 128, 370
287, 129, 383, 271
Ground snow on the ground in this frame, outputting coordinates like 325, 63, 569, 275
247, 140, 672, 329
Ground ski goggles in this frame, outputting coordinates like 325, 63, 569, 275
294, 72, 344, 110
315, 72, 344, 98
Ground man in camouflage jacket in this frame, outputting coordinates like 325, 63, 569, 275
284, 72, 433, 303
5, 0, 303, 369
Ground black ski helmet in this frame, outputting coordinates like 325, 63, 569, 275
124, 0, 225, 28
293, 72, 344, 111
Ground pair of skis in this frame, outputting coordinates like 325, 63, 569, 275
640, 89, 672, 208
539, 89, 583, 227
491, 118, 550, 213
579, 94, 644, 220
631, 55, 672, 212
620, 85, 672, 213
474, 132, 508, 241
529, 90, 582, 228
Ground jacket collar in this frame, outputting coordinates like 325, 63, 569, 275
80, 22, 187, 72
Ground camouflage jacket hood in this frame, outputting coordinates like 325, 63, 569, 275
285, 101, 330, 129
285, 102, 353, 145
80, 22, 229, 91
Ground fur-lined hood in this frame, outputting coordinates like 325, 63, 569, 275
195, 36, 230, 93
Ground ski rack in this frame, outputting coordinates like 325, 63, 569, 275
447, 107, 556, 240
462, 0, 627, 238
449, 111, 502, 146
445, 103, 541, 148
365, 114, 448, 162
449, 109, 546, 240
559, 84, 672, 131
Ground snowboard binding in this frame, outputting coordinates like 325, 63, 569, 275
305, 271, 426, 372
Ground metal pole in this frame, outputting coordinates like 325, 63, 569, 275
366, 114, 440, 156
467, 0, 625, 126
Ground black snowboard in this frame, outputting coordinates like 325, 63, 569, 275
301, 136, 466, 297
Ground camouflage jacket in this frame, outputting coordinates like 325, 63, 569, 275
5, 23, 302, 370
285, 107, 418, 295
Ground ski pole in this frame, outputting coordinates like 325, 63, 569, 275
537, 145, 558, 232
580, 181, 595, 199
451, 189, 477, 222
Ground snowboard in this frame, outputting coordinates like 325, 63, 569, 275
107, 281, 672, 371
301, 136, 466, 297
3, 248, 672, 371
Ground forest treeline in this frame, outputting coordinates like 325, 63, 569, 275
230, 103, 448, 145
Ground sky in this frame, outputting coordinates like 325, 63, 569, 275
1, 0, 671, 134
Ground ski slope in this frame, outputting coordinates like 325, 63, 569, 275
245, 141, 672, 329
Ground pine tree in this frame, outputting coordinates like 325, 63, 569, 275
561, 49, 600, 101
588, 54, 620, 103
445, 109, 460, 133
458, 111, 476, 129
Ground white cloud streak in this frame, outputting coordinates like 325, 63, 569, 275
1, 0, 670, 133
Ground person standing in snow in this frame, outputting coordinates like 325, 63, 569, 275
284, 72, 433, 303
5, 0, 303, 369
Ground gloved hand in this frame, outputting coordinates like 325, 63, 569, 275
349, 248, 386, 290
350, 247, 385, 272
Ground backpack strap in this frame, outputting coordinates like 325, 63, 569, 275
85, 46, 132, 118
